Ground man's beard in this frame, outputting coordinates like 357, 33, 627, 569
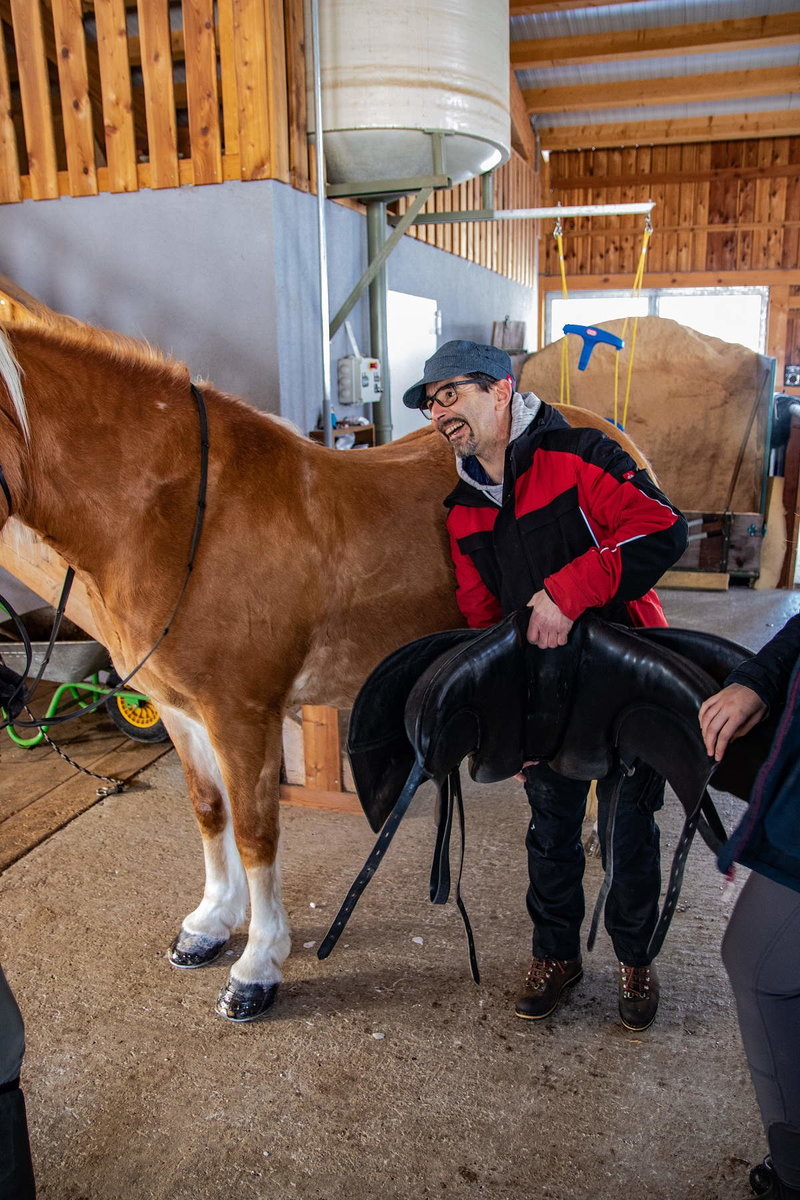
453, 436, 478, 459
437, 416, 478, 458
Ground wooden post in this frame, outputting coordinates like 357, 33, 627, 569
10, 0, 58, 200
182, 0, 223, 184
137, 0, 179, 189
94, 0, 138, 193
301, 705, 342, 791
51, 0, 99, 196
0, 15, 21, 203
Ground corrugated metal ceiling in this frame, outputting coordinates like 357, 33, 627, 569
512, 0, 800, 149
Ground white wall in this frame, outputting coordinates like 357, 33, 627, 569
0, 179, 536, 437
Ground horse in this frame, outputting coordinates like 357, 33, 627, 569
0, 313, 653, 1021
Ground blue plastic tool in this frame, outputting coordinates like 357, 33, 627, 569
563, 324, 624, 371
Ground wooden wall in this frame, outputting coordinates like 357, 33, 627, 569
395, 150, 540, 288
539, 137, 800, 385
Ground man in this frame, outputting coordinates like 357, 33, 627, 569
403, 340, 687, 1030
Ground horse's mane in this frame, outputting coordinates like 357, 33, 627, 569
7, 309, 188, 380
0, 326, 29, 441
0, 313, 196, 445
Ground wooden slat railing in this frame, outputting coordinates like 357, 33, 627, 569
0, 0, 308, 201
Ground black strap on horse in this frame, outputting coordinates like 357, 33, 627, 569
319, 611, 770, 981
0, 382, 209, 732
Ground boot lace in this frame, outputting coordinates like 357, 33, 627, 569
620, 963, 651, 1001
525, 957, 563, 992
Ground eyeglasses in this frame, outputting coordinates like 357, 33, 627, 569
421, 379, 478, 419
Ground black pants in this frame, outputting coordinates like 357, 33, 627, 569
523, 760, 664, 966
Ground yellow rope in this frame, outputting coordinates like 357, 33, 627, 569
556, 228, 571, 405
614, 223, 651, 428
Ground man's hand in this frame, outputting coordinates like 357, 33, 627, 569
526, 590, 573, 649
698, 683, 767, 762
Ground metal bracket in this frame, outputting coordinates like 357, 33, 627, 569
329, 187, 434, 338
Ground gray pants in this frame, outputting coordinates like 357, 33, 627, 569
0, 965, 25, 1087
722, 871, 800, 1189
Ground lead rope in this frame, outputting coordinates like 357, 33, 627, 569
19, 703, 125, 796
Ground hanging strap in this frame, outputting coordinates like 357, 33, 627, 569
318, 762, 428, 961
554, 215, 571, 407
586, 757, 630, 952
428, 769, 480, 984
613, 215, 651, 428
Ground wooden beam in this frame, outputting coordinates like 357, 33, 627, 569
511, 13, 800, 69
524, 65, 800, 115
538, 110, 800, 152
511, 0, 643, 10
538, 269, 800, 288
509, 66, 536, 166
551, 161, 800, 190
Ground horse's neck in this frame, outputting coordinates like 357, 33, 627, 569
17, 343, 191, 578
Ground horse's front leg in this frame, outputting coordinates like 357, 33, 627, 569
160, 707, 250, 967
202, 706, 291, 1022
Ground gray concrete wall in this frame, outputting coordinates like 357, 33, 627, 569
0, 179, 535, 435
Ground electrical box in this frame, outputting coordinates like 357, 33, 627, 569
337, 356, 382, 406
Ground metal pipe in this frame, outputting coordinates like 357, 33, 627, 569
367, 200, 391, 445
329, 187, 433, 338
309, 0, 333, 447
396, 200, 656, 227
498, 202, 654, 219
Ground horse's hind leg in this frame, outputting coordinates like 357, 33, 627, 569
202, 706, 291, 1022
160, 708, 250, 968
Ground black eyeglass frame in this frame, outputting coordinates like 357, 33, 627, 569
420, 378, 481, 419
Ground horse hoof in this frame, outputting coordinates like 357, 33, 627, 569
168, 931, 228, 969
215, 979, 279, 1022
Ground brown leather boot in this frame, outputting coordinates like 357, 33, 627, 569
618, 962, 660, 1031
515, 956, 583, 1020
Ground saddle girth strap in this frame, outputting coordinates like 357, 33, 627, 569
317, 761, 427, 961
428, 769, 480, 984
645, 786, 719, 960
586, 758, 630, 953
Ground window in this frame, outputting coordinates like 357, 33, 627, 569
545, 286, 768, 355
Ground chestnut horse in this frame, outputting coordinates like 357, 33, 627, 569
0, 316, 652, 1021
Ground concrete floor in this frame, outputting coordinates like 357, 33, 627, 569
1, 586, 799, 1200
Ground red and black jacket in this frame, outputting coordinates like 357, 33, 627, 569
444, 401, 688, 629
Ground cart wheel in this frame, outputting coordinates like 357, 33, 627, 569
105, 687, 170, 744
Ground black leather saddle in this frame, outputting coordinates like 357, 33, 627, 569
318, 611, 775, 976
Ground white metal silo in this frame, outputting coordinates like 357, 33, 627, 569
318, 0, 511, 188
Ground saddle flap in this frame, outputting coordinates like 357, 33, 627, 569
405, 612, 528, 785
347, 626, 479, 832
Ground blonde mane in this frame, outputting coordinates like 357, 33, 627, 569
0, 327, 29, 441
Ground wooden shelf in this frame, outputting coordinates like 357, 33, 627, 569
308, 424, 374, 448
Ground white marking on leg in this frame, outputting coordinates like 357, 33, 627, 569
229, 859, 291, 987
161, 706, 249, 940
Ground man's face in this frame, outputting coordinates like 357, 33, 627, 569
424, 375, 508, 459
